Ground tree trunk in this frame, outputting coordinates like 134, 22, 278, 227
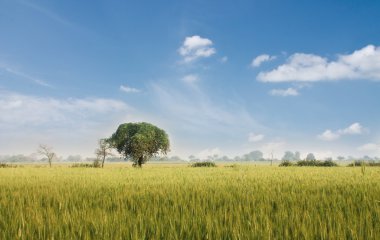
137, 156, 144, 167
102, 155, 105, 168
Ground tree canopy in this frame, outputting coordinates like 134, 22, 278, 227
282, 151, 301, 161
108, 122, 170, 167
306, 153, 316, 161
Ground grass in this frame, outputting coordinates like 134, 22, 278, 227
0, 164, 379, 239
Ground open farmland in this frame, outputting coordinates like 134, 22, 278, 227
0, 164, 379, 239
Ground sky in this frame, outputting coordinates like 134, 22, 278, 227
1, 0, 380, 159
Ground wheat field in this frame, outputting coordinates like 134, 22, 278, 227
0, 164, 379, 239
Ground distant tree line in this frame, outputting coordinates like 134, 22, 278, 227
2, 151, 380, 164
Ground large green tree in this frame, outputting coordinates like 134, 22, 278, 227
108, 122, 170, 167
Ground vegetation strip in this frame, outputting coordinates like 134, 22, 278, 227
0, 165, 379, 239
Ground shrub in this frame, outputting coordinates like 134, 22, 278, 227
71, 161, 102, 168
320, 160, 338, 167
279, 160, 294, 167
191, 161, 216, 167
296, 160, 320, 166
368, 162, 380, 166
0, 163, 20, 168
295, 160, 338, 167
224, 164, 239, 168
347, 161, 380, 167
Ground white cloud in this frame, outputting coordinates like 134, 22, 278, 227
182, 74, 199, 84
248, 133, 264, 142
251, 54, 276, 67
120, 85, 140, 93
358, 143, 380, 152
269, 87, 299, 96
318, 130, 340, 141
257, 45, 380, 82
178, 35, 216, 62
341, 122, 363, 135
318, 122, 364, 141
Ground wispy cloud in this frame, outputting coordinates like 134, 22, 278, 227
269, 87, 299, 97
357, 143, 380, 152
182, 74, 199, 84
248, 132, 264, 142
150, 82, 260, 134
0, 91, 129, 127
257, 45, 380, 82
251, 54, 276, 67
0, 64, 52, 87
318, 123, 364, 141
178, 35, 216, 63
220, 56, 228, 63
120, 85, 140, 93
17, 0, 72, 27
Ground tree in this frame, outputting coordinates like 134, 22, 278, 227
95, 139, 114, 168
108, 122, 170, 167
188, 155, 197, 162
66, 155, 83, 162
294, 151, 301, 161
37, 144, 56, 167
362, 155, 373, 161
207, 154, 219, 161
337, 156, 345, 161
220, 156, 231, 162
170, 156, 182, 162
305, 153, 316, 161
282, 151, 295, 161
243, 150, 263, 161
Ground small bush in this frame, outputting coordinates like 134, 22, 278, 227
0, 163, 20, 168
296, 160, 320, 166
191, 161, 216, 167
224, 164, 239, 168
368, 162, 380, 166
347, 161, 380, 167
279, 160, 294, 167
320, 160, 338, 167
278, 160, 338, 167
71, 161, 101, 168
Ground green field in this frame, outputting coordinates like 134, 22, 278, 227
0, 164, 379, 239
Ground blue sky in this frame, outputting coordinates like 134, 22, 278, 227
1, 0, 380, 159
